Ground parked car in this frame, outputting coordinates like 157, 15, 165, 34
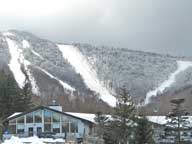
37, 132, 56, 139
77, 138, 83, 143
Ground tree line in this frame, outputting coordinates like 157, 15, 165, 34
0, 70, 33, 137
94, 86, 155, 144
94, 86, 191, 144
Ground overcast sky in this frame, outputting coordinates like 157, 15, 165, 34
0, 0, 192, 56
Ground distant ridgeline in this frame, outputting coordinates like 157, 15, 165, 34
1, 30, 192, 113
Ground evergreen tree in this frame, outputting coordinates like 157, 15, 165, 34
0, 71, 19, 119
20, 71, 33, 110
164, 98, 190, 144
107, 86, 136, 144
94, 111, 108, 138
0, 70, 33, 119
134, 116, 155, 144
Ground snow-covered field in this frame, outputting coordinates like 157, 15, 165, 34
144, 61, 192, 104
2, 136, 65, 144
58, 44, 116, 107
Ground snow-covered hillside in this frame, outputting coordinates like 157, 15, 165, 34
144, 61, 192, 104
58, 44, 116, 106
2, 30, 192, 111
5, 36, 39, 95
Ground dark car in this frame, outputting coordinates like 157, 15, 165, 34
37, 132, 56, 139
77, 138, 83, 143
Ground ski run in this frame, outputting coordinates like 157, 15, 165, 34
144, 61, 192, 104
58, 44, 116, 107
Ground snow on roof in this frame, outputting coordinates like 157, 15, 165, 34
9, 109, 192, 127
147, 116, 192, 126
147, 116, 167, 125
8, 110, 96, 123
66, 112, 96, 123
8, 113, 22, 119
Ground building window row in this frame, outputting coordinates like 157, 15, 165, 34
8, 109, 79, 134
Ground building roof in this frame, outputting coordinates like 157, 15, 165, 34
7, 106, 192, 127
6, 106, 96, 124
66, 112, 96, 123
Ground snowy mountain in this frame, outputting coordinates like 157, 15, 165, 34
1, 30, 192, 112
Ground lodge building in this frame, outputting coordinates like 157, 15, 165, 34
4, 105, 95, 139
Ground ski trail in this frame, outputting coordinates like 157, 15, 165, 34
144, 61, 192, 105
6, 38, 26, 88
36, 66, 75, 91
58, 44, 116, 107
6, 37, 39, 94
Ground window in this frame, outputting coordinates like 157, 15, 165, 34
53, 112, 60, 122
8, 125, 16, 134
44, 110, 52, 123
17, 124, 24, 134
62, 116, 69, 133
62, 122, 69, 133
53, 123, 60, 133
17, 116, 24, 124
37, 127, 42, 135
44, 124, 51, 132
62, 116, 69, 122
183, 132, 188, 136
26, 113, 33, 123
44, 110, 52, 132
71, 121, 78, 133
35, 110, 42, 123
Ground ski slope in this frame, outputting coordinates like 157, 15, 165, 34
144, 61, 192, 105
31, 49, 44, 60
6, 38, 27, 88
36, 66, 75, 91
6, 37, 39, 94
5, 34, 75, 93
58, 44, 116, 107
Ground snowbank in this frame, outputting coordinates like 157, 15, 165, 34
2, 136, 65, 144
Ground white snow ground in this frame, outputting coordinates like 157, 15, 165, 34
2, 136, 65, 144
58, 44, 116, 107
144, 61, 192, 105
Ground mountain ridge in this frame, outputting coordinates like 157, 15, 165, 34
1, 30, 192, 113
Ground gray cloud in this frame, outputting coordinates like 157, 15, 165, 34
0, 0, 192, 56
